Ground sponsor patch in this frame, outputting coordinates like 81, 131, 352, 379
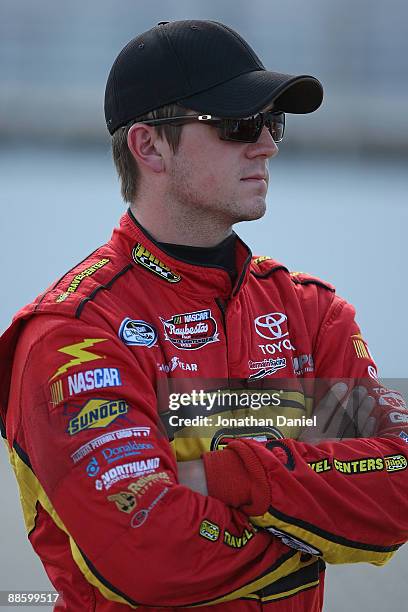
224, 528, 255, 549
399, 431, 408, 444
253, 255, 271, 265
86, 457, 100, 477
119, 318, 157, 348
351, 334, 372, 360
157, 356, 198, 373
368, 365, 379, 381
384, 454, 407, 472
95, 457, 160, 491
160, 309, 219, 350
66, 399, 129, 435
132, 243, 181, 283
50, 380, 64, 406
50, 339, 107, 381
389, 411, 408, 424
71, 426, 150, 463
308, 454, 407, 474
248, 357, 286, 380
108, 472, 172, 513
51, 367, 122, 405
107, 491, 136, 513
292, 354, 314, 376
130, 488, 170, 528
199, 520, 220, 542
55, 258, 110, 302
127, 472, 172, 497
378, 391, 406, 410
254, 312, 289, 340
266, 527, 321, 556
68, 367, 121, 396
101, 441, 154, 464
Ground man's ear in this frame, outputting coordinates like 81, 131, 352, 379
127, 123, 165, 173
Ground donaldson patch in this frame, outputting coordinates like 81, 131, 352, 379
70, 426, 150, 463
199, 520, 220, 542
66, 399, 129, 435
56, 258, 110, 302
160, 309, 219, 350
119, 318, 157, 348
132, 243, 181, 283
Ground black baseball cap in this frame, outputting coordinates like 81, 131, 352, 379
105, 20, 323, 135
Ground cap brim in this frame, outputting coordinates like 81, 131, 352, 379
179, 70, 323, 116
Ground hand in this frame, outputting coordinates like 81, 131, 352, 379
298, 382, 376, 443
177, 459, 208, 496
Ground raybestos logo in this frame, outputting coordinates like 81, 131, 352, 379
160, 309, 219, 350
119, 318, 157, 348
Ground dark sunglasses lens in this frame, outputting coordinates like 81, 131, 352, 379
220, 116, 263, 142
266, 112, 285, 143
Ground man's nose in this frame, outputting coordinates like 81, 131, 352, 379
245, 126, 279, 159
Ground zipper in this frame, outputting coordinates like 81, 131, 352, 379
215, 297, 229, 377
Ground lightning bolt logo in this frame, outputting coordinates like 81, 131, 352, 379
49, 339, 107, 381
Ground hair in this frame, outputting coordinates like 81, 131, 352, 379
111, 103, 188, 203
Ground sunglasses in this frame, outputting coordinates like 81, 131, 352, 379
140, 111, 285, 143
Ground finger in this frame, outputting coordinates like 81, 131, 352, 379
321, 383, 352, 435
360, 416, 377, 438
344, 388, 375, 432
298, 382, 349, 442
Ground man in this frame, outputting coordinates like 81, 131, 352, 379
0, 19, 407, 612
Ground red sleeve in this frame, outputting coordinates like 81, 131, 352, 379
15, 318, 312, 608
203, 296, 408, 565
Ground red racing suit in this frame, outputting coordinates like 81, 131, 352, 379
0, 210, 407, 611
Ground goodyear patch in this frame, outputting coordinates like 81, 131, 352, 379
132, 243, 181, 283
199, 520, 220, 542
56, 258, 110, 302
67, 399, 129, 435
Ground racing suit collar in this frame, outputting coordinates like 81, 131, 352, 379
110, 210, 252, 299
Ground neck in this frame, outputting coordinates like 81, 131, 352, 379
129, 200, 233, 247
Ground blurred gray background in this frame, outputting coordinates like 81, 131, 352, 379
1, 0, 407, 610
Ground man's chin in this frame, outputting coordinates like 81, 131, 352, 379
238, 199, 267, 222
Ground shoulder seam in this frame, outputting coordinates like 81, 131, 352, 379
75, 264, 133, 319
34, 246, 102, 311
250, 265, 289, 279
290, 277, 335, 292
